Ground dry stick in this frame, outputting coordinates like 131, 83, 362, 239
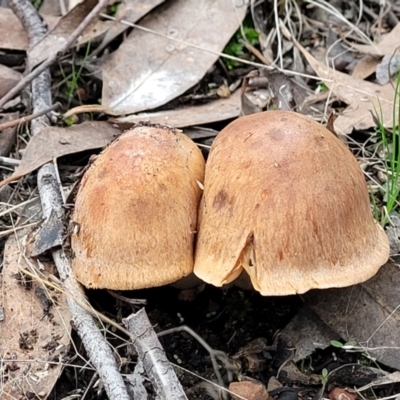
123, 310, 188, 400
7, 0, 130, 398
8, 0, 52, 133
0, 103, 61, 132
0, 0, 108, 110
38, 164, 130, 400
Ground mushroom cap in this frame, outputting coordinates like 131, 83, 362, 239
194, 111, 389, 295
71, 125, 205, 289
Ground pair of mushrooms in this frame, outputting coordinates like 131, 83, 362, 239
71, 111, 389, 296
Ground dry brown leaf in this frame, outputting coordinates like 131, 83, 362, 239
0, 8, 29, 50
0, 8, 58, 50
0, 65, 22, 98
29, 0, 98, 69
115, 90, 241, 127
280, 306, 340, 362
0, 232, 71, 399
306, 261, 400, 370
297, 43, 395, 134
351, 55, 379, 80
0, 121, 121, 188
39, 0, 61, 17
102, 0, 247, 115
0, 113, 18, 157
351, 22, 400, 56
91, 0, 165, 55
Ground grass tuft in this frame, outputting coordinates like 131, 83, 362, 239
374, 72, 400, 226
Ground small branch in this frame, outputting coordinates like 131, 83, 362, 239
38, 164, 130, 400
159, 325, 235, 400
0, 103, 60, 132
8, 1, 130, 398
123, 309, 188, 400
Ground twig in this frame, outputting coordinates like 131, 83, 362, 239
0, 103, 61, 132
0, 221, 40, 238
8, 0, 51, 131
123, 310, 188, 399
0, 0, 108, 109
38, 164, 130, 400
158, 325, 236, 400
0, 156, 21, 167
7, 0, 130, 398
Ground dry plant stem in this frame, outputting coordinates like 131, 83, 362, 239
158, 325, 233, 399
38, 164, 130, 400
0, 0, 108, 110
7, 0, 51, 131
0, 156, 21, 167
0, 103, 60, 132
123, 310, 188, 400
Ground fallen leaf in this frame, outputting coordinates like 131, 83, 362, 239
296, 42, 396, 134
0, 121, 121, 188
358, 371, 400, 391
280, 305, 340, 362
306, 261, 400, 370
351, 55, 379, 80
102, 0, 247, 115
0, 8, 29, 50
91, 0, 165, 56
0, 65, 22, 98
0, 232, 71, 399
351, 22, 400, 56
114, 90, 241, 127
0, 8, 58, 50
0, 113, 18, 156
39, 0, 62, 17
29, 0, 98, 69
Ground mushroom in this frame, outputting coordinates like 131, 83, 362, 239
71, 125, 205, 290
194, 111, 389, 295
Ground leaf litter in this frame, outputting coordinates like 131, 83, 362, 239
0, 232, 71, 398
2, 0, 400, 398
296, 40, 396, 135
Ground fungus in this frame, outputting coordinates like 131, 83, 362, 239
71, 125, 205, 290
194, 111, 389, 295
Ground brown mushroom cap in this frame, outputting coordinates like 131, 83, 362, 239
194, 111, 389, 295
71, 125, 205, 289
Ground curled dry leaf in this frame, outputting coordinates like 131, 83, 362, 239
101, 0, 247, 115
114, 89, 241, 127
0, 232, 70, 399
296, 41, 396, 134
350, 22, 400, 57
